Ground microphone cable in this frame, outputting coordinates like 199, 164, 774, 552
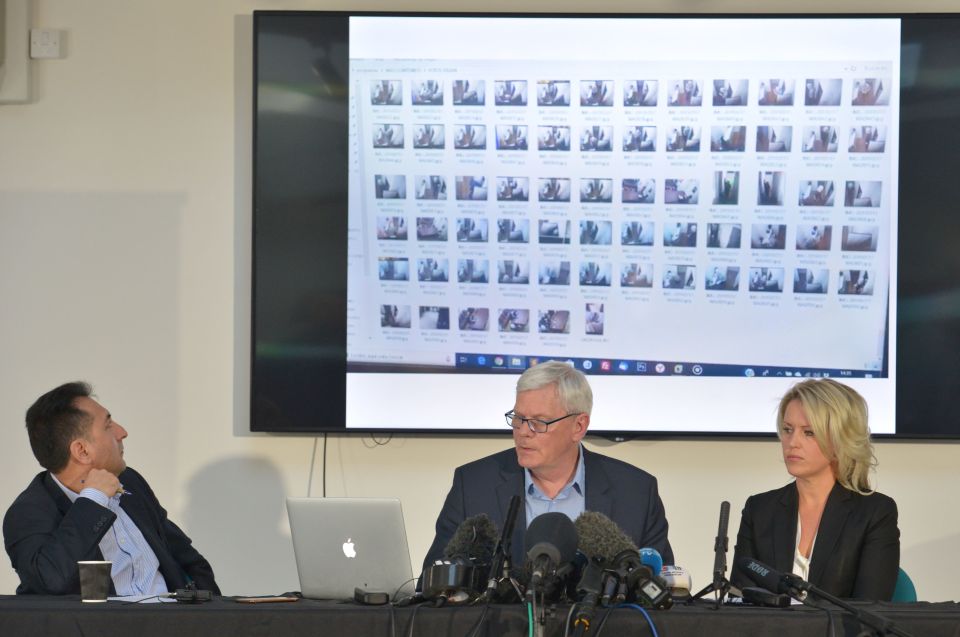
613, 603, 660, 637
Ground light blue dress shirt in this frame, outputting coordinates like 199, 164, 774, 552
51, 474, 168, 596
524, 445, 586, 527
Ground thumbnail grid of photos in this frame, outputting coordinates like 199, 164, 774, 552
358, 72, 892, 337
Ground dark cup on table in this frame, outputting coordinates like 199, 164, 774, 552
78, 561, 112, 602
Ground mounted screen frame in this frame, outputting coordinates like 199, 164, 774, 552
252, 10, 960, 438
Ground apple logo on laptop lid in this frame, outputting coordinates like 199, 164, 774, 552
342, 538, 357, 559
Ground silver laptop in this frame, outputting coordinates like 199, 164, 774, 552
286, 497, 415, 600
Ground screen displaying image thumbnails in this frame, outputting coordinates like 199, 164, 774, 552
494, 80, 527, 106
713, 171, 740, 205
453, 79, 485, 105
799, 181, 835, 207
375, 175, 406, 199
412, 79, 443, 105
539, 219, 572, 245
380, 304, 412, 328
841, 225, 880, 252
794, 268, 830, 294
580, 261, 612, 286
416, 217, 447, 241
802, 126, 839, 153
454, 124, 486, 149
580, 220, 613, 246
585, 304, 605, 335
419, 306, 450, 330
498, 260, 530, 284
665, 179, 699, 204
664, 222, 698, 248
373, 124, 403, 149
537, 80, 571, 106
371, 80, 402, 106
796, 224, 832, 250
376, 216, 407, 240
498, 218, 530, 243
756, 125, 792, 152
538, 178, 571, 203
663, 265, 696, 290
851, 78, 888, 106
666, 125, 700, 152
415, 175, 447, 200
751, 224, 787, 250
580, 80, 614, 107
623, 178, 656, 204
539, 260, 571, 285
496, 125, 528, 150
498, 309, 530, 332
456, 217, 488, 242
624, 126, 656, 152
621, 221, 655, 246
712, 79, 749, 106
413, 124, 444, 149
849, 126, 886, 153
538, 126, 571, 151
581, 126, 613, 152
705, 265, 740, 291
711, 126, 746, 152
580, 178, 614, 203
497, 176, 529, 201
749, 267, 785, 293
707, 223, 742, 249
417, 258, 449, 282
455, 176, 487, 201
805, 78, 843, 106
538, 309, 571, 334
457, 259, 489, 283
624, 80, 658, 106
621, 263, 654, 288
845, 181, 882, 207
758, 78, 794, 106
378, 257, 409, 281
758, 171, 786, 206
668, 79, 702, 106
458, 307, 489, 331
838, 270, 874, 295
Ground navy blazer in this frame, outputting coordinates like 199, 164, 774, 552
3, 467, 219, 595
422, 447, 673, 576
731, 481, 899, 600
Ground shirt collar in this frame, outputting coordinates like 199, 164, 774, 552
524, 444, 585, 498
50, 472, 80, 503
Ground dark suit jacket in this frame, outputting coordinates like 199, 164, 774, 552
422, 447, 673, 576
3, 467, 220, 595
731, 481, 899, 600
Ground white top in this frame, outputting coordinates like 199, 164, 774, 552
792, 512, 816, 581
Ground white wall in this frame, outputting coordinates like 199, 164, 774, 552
1, 0, 958, 600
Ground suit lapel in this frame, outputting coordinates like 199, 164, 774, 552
494, 452, 526, 567
41, 472, 75, 517
773, 483, 798, 574
583, 448, 613, 519
808, 483, 851, 585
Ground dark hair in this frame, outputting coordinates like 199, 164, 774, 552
25, 381, 94, 472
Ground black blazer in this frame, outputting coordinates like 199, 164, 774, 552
421, 447, 673, 575
3, 467, 220, 595
731, 481, 899, 600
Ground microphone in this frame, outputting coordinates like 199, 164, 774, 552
735, 556, 807, 599
639, 548, 663, 578
712, 501, 731, 588
574, 511, 637, 608
660, 566, 692, 601
423, 514, 499, 603
481, 495, 522, 602
525, 512, 578, 591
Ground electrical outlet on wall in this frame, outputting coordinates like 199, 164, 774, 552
30, 28, 61, 59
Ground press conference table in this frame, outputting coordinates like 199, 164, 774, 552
1, 595, 959, 636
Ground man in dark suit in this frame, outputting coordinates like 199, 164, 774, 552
422, 362, 672, 574
3, 382, 219, 596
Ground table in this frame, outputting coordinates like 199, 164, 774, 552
1, 596, 958, 636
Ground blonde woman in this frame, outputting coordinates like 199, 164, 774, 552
731, 379, 900, 600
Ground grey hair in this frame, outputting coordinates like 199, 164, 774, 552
516, 361, 593, 415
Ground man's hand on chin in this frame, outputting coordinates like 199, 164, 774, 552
82, 469, 122, 499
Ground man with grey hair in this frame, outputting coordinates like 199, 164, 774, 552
422, 361, 672, 573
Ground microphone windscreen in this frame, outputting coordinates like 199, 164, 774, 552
444, 513, 499, 564
524, 512, 578, 564
639, 548, 663, 575
574, 511, 637, 562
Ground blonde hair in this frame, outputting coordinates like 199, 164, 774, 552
777, 378, 877, 494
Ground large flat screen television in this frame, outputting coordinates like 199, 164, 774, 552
253, 11, 960, 437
